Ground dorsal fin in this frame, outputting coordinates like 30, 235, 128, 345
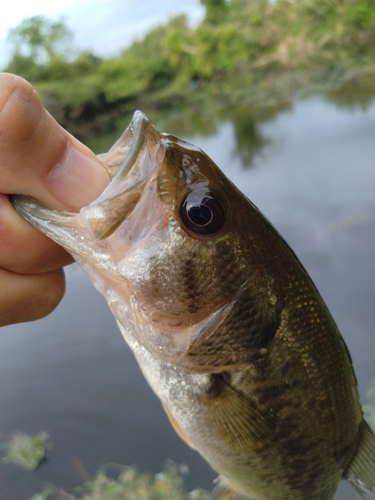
345, 419, 375, 499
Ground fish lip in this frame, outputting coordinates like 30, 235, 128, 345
80, 111, 162, 240
95, 110, 152, 200
10, 194, 78, 222
11, 111, 161, 241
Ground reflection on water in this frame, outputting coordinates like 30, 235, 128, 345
94, 99, 292, 168
88, 83, 373, 170
0, 94, 374, 500
323, 76, 375, 111
224, 105, 273, 168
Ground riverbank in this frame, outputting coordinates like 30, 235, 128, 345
3, 0, 374, 140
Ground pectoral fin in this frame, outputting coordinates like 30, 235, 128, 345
198, 373, 271, 452
345, 419, 375, 499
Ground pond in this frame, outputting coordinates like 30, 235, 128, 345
0, 94, 374, 499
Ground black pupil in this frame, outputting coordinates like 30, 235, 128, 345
180, 189, 225, 236
188, 204, 212, 226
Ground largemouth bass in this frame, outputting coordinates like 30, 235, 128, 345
11, 111, 375, 500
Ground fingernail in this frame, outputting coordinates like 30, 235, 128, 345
47, 146, 109, 210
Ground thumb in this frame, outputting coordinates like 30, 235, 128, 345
0, 73, 109, 211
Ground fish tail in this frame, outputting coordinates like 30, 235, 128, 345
345, 419, 375, 499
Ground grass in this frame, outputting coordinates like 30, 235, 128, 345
3, 432, 49, 471
28, 462, 210, 500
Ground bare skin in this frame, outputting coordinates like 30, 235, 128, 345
0, 73, 109, 326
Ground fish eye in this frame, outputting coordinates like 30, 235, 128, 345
180, 189, 226, 235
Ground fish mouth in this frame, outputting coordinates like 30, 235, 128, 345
10, 112, 237, 368
11, 111, 163, 252
11, 111, 206, 365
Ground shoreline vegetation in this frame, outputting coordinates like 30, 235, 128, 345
2, 379, 374, 499
3, 0, 375, 141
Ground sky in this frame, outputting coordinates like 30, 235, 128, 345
0, 0, 204, 69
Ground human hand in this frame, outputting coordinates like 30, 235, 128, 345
0, 73, 109, 326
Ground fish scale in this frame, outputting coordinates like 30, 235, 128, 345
11, 111, 375, 500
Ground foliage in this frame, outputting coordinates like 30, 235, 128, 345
26, 462, 209, 500
3, 432, 49, 470
5, 15, 75, 83
200, 0, 229, 25
1, 429, 210, 499
6, 15, 73, 63
3, 0, 374, 138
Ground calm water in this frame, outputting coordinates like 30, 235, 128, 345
0, 95, 374, 499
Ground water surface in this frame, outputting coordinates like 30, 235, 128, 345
0, 95, 374, 499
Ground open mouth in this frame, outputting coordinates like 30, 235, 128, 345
11, 111, 163, 242
10, 112, 240, 368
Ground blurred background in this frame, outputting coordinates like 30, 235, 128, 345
0, 1, 374, 499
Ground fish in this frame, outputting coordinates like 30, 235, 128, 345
11, 111, 375, 500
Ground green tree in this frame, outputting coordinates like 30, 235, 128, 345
201, 0, 229, 24
6, 15, 73, 64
